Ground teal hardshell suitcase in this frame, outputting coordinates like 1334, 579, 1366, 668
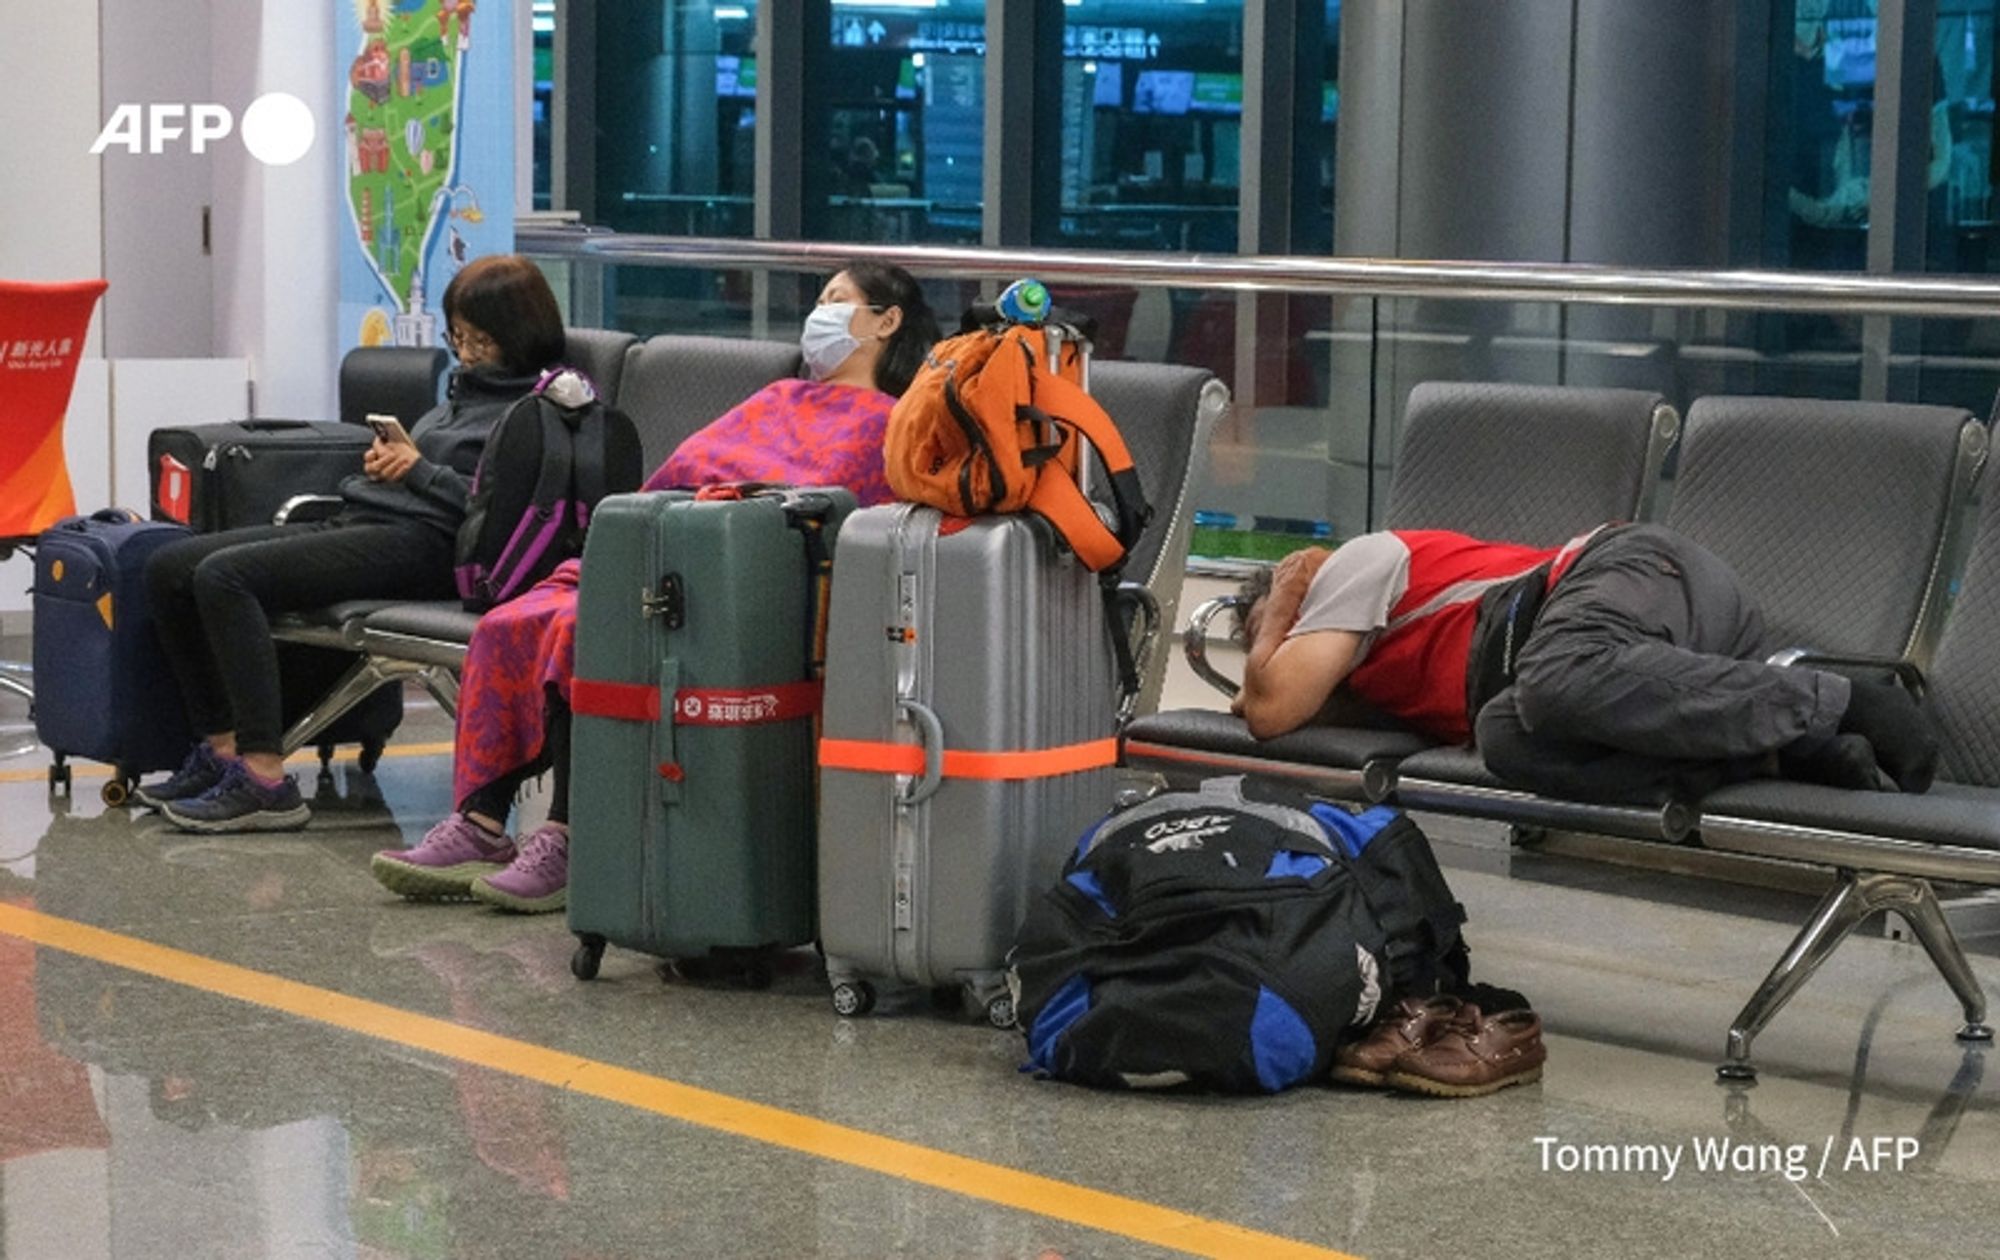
565, 485, 855, 981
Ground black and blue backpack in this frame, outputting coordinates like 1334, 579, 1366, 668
1007, 778, 1469, 1093
454, 367, 644, 612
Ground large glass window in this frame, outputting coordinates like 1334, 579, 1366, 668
1774, 0, 1881, 273
532, 1, 553, 211
819, 0, 987, 245
1308, 0, 1340, 257
1056, 1, 1245, 255
595, 1, 759, 237
1935, 0, 1996, 273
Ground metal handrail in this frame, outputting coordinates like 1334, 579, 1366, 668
516, 227, 2000, 319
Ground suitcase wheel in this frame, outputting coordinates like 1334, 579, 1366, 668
984, 993, 1017, 1030
830, 980, 877, 1018
961, 980, 1016, 1030
48, 760, 72, 797
571, 935, 606, 981
100, 777, 133, 808
358, 741, 384, 774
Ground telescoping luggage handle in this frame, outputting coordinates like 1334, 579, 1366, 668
61, 508, 144, 530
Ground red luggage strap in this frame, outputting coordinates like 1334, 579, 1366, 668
818, 736, 1118, 781
572, 678, 822, 726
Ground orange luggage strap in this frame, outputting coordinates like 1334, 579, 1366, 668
573, 678, 822, 726
819, 736, 1117, 781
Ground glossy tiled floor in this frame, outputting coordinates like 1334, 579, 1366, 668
2, 651, 1997, 1259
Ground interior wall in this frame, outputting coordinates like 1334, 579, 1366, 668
0, 0, 104, 291
209, 0, 338, 421
0, 2, 338, 627
0, 1, 104, 627
98, 0, 217, 359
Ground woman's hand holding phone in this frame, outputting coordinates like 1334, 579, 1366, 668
363, 413, 420, 482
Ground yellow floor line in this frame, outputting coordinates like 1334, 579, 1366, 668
0, 741, 455, 785
0, 902, 1357, 1260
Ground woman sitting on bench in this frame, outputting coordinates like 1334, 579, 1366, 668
370, 259, 940, 912
137, 255, 566, 833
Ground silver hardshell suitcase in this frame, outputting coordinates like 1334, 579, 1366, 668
817, 503, 1121, 1026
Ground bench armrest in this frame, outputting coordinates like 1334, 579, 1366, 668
1114, 581, 1161, 724
1182, 594, 1250, 700
274, 494, 343, 526
1766, 647, 1927, 699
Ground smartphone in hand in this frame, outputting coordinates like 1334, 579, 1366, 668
365, 413, 414, 447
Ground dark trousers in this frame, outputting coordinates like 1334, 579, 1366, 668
147, 519, 456, 755
459, 693, 572, 826
1475, 524, 1851, 803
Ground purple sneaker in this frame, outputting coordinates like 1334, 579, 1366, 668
470, 823, 568, 914
371, 814, 517, 901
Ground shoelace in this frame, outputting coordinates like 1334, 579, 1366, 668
429, 816, 506, 858
160, 745, 216, 791
516, 830, 567, 874
188, 761, 250, 804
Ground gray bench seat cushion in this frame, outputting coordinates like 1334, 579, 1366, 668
277, 599, 409, 629
1697, 779, 2000, 854
1390, 744, 1503, 789
1122, 708, 1437, 771
360, 601, 483, 645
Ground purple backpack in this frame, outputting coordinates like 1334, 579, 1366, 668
454, 368, 643, 611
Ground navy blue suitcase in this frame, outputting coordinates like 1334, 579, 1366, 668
32, 509, 195, 804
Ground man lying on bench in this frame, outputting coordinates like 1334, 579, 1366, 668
1234, 523, 1939, 804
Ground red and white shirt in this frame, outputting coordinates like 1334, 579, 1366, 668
1288, 527, 1605, 742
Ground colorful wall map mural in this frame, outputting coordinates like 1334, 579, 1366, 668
337, 0, 513, 355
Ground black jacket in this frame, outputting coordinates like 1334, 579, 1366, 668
338, 365, 541, 536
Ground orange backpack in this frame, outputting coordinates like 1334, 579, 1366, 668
884, 322, 1149, 573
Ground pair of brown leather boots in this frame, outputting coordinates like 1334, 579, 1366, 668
1331, 995, 1546, 1098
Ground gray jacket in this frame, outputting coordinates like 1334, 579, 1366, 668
339, 366, 540, 535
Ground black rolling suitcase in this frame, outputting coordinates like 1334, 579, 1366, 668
149, 419, 372, 531
277, 644, 404, 777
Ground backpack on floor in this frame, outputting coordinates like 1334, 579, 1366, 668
455, 367, 643, 612
1008, 778, 1469, 1093
882, 318, 1148, 575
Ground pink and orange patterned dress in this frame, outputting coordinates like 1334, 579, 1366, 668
450, 378, 896, 806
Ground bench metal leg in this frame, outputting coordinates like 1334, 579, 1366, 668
1892, 879, 1994, 1047
1721, 871, 1993, 1081
415, 666, 459, 718
0, 668, 30, 704
280, 655, 425, 756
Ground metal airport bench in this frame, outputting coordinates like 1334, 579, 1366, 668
1124, 384, 1994, 1081
272, 333, 1228, 755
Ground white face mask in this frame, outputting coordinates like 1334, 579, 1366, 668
800, 302, 864, 380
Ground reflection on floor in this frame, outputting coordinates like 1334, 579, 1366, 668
0, 687, 1995, 1260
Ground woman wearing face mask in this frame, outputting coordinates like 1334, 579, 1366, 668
371, 260, 940, 913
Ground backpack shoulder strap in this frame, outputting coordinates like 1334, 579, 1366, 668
564, 400, 611, 507
1021, 369, 1150, 574
527, 395, 573, 506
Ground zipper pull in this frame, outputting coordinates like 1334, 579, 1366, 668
202, 448, 219, 471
